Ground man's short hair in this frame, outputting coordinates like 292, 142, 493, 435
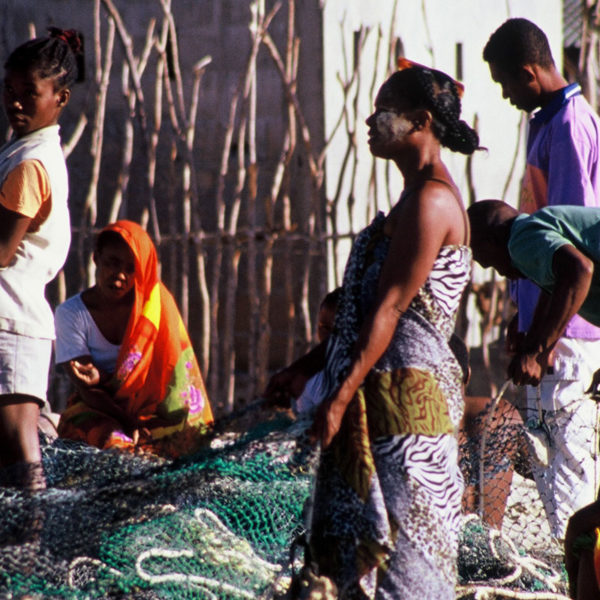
483, 18, 554, 74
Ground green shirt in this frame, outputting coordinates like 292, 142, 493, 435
508, 205, 600, 326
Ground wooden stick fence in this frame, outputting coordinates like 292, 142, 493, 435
19, 0, 555, 414
41, 0, 334, 413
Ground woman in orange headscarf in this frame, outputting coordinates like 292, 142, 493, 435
55, 220, 213, 457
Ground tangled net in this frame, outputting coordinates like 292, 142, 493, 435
0, 402, 571, 599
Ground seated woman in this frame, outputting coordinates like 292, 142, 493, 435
55, 220, 213, 457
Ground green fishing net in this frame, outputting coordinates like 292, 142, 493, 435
0, 414, 315, 599
0, 406, 570, 599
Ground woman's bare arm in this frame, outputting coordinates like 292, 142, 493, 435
61, 357, 133, 428
312, 184, 464, 447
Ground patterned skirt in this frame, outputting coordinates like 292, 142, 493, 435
309, 367, 464, 599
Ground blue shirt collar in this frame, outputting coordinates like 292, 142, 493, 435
531, 82, 582, 124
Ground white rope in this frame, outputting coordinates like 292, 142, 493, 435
461, 514, 565, 595
135, 547, 257, 599
456, 585, 571, 599
68, 556, 123, 588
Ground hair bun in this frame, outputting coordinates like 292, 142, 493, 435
47, 27, 83, 56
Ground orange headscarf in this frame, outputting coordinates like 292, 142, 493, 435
105, 220, 213, 437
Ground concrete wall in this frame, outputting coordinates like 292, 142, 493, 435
322, 0, 562, 283
321, 0, 562, 351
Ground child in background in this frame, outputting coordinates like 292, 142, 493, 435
0, 29, 84, 489
294, 288, 341, 414
264, 288, 341, 414
55, 221, 214, 458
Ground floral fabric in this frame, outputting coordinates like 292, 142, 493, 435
58, 220, 213, 457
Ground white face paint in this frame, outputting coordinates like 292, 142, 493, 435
367, 107, 414, 157
366, 83, 415, 156
373, 109, 412, 143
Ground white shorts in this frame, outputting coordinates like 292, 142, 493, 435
525, 337, 600, 411
0, 330, 51, 406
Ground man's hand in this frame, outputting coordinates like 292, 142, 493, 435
507, 348, 551, 386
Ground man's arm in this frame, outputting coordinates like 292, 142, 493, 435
508, 244, 593, 385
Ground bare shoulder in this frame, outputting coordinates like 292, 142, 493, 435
416, 179, 467, 244
419, 178, 463, 208
399, 180, 464, 224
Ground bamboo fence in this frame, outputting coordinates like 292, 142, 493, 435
41, 0, 340, 415
10, 0, 594, 415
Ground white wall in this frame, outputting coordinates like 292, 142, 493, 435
322, 0, 563, 287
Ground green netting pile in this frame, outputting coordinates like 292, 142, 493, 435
0, 406, 570, 599
0, 414, 316, 599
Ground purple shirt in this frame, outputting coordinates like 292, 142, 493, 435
515, 83, 600, 339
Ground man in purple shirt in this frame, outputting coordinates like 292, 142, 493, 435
483, 18, 600, 541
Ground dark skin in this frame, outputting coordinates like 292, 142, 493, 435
470, 207, 595, 386
314, 180, 466, 448
263, 341, 327, 408
488, 60, 567, 114
485, 58, 588, 387
265, 80, 469, 448
59, 239, 148, 442
564, 498, 600, 599
264, 297, 339, 407
509, 246, 593, 385
459, 395, 527, 530
0, 66, 71, 489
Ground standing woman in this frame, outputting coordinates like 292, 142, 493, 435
0, 29, 84, 488
308, 62, 480, 598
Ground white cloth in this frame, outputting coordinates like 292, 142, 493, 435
54, 293, 120, 374
0, 125, 70, 339
526, 336, 600, 539
0, 329, 51, 403
293, 370, 327, 414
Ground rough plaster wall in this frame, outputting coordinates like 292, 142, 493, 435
321, 0, 562, 359
322, 0, 562, 280
0, 1, 327, 376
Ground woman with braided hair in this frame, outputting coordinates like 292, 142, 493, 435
267, 60, 480, 597
0, 28, 84, 489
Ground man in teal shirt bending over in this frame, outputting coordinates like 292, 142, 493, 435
468, 200, 600, 386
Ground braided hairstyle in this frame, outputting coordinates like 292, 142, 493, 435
385, 66, 480, 155
5, 28, 84, 91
